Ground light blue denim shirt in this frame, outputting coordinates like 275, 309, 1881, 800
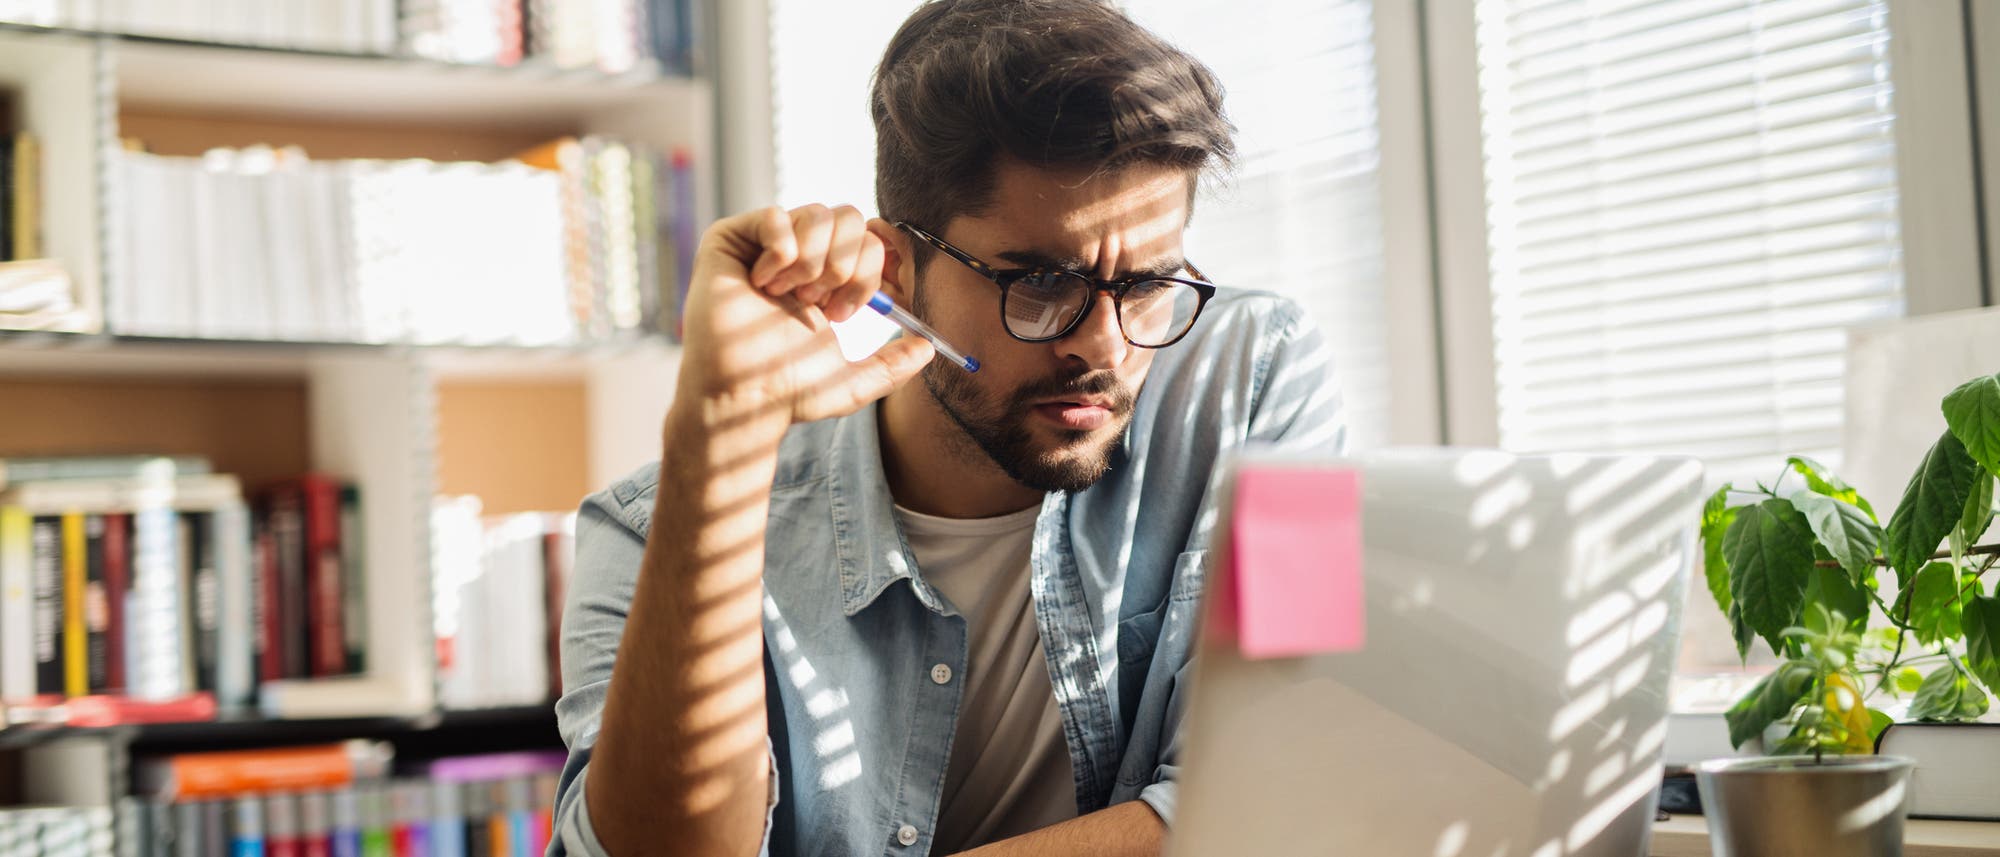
551, 289, 1346, 857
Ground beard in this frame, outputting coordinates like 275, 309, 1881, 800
918, 347, 1138, 494
908, 271, 1138, 493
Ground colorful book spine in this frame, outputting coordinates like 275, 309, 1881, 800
229, 797, 263, 857
337, 485, 367, 675
83, 513, 111, 694
31, 515, 63, 699
299, 791, 332, 857
103, 513, 130, 694
330, 791, 361, 857
0, 506, 34, 700
267, 793, 300, 857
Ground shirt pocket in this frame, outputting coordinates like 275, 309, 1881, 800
1115, 550, 1206, 730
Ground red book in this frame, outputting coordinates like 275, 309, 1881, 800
62, 691, 216, 727
256, 527, 283, 683
282, 474, 347, 678
102, 513, 129, 693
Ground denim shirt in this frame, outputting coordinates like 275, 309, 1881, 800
551, 290, 1347, 857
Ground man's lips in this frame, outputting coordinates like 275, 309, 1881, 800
1031, 399, 1117, 431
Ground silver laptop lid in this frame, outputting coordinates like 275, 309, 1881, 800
1168, 449, 1705, 857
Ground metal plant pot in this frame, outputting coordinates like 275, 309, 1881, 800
1694, 755, 1916, 857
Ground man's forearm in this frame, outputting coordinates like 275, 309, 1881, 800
584, 400, 790, 857
956, 800, 1167, 857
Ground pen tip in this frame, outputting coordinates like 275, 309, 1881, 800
964, 356, 981, 372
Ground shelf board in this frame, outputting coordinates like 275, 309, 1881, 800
0, 704, 558, 753
103, 29, 708, 131
0, 23, 705, 133
0, 330, 682, 379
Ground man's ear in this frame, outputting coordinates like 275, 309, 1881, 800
867, 218, 916, 306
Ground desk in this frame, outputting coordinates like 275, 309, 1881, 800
1651, 814, 2000, 856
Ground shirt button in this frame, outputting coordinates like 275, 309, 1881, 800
930, 663, 952, 685
897, 824, 919, 846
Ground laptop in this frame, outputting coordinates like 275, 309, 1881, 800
1167, 449, 1706, 857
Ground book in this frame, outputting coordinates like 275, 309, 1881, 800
1875, 721, 2000, 820
134, 741, 393, 801
0, 506, 33, 700
185, 511, 221, 693
31, 515, 63, 700
12, 131, 39, 260
62, 512, 84, 697
83, 514, 110, 694
266, 490, 309, 679
102, 513, 129, 694
338, 485, 367, 675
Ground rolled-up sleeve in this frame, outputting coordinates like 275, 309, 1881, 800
549, 475, 782, 857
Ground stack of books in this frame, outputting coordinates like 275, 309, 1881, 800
0, 456, 367, 724
0, 1, 399, 54
430, 498, 574, 710
404, 0, 705, 74
110, 139, 695, 346
122, 744, 564, 857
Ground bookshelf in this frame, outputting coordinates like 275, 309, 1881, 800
0, 2, 712, 824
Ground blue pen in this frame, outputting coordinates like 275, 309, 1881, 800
866, 293, 980, 372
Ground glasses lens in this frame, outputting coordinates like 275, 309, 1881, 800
1118, 280, 1203, 346
1004, 272, 1092, 339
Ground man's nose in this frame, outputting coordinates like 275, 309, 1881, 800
1055, 291, 1130, 371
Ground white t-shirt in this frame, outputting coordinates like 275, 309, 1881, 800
893, 503, 1077, 852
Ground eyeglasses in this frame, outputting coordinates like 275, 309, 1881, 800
895, 221, 1217, 349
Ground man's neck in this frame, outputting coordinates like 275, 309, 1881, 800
879, 383, 1045, 520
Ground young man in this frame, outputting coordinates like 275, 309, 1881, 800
551, 2, 1344, 855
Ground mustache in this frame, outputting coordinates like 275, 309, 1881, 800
1011, 371, 1136, 413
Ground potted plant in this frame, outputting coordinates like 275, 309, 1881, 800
1692, 370, 2000, 855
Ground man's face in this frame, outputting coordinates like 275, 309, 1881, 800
906, 161, 1192, 493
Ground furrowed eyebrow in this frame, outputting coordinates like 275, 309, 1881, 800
994, 249, 1188, 280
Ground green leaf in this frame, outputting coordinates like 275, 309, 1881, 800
1961, 472, 1994, 548
1907, 562, 1979, 646
1701, 485, 1738, 616
1884, 430, 1982, 584
1867, 708, 1893, 744
1789, 456, 1877, 521
1790, 490, 1882, 583
1804, 563, 1870, 633
1964, 592, 2000, 693
1726, 660, 1815, 749
1730, 602, 1757, 662
1894, 666, 1925, 694
1908, 661, 1992, 721
1942, 373, 2000, 477
1725, 499, 1817, 653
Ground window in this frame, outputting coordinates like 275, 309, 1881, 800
1125, 0, 1393, 447
1469, 0, 1907, 484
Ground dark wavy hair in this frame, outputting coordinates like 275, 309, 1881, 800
869, 0, 1234, 248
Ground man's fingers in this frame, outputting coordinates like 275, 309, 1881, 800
800, 207, 868, 305
800, 336, 935, 421
764, 205, 835, 296
825, 233, 887, 323
746, 206, 797, 287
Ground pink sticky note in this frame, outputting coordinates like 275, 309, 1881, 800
1215, 466, 1364, 659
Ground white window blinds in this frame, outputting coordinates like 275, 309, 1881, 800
1472, 0, 1907, 480
1125, 0, 1391, 448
